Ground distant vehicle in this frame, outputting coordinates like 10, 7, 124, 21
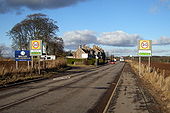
119, 57, 124, 62
109, 59, 116, 64
41, 55, 56, 60
109, 61, 115, 64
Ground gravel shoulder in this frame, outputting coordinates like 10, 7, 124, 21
107, 63, 162, 113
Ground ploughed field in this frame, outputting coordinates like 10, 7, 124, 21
142, 61, 170, 77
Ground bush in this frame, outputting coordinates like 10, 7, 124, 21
87, 59, 95, 65
66, 58, 84, 64
66, 58, 96, 65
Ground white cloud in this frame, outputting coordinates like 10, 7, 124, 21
62, 30, 97, 49
0, 44, 14, 58
97, 31, 141, 47
153, 36, 170, 45
62, 30, 142, 49
62, 30, 170, 56
105, 48, 137, 56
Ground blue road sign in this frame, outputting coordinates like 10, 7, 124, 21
15, 50, 31, 61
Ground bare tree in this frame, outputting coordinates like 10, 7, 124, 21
0, 45, 4, 57
47, 37, 64, 57
8, 13, 59, 50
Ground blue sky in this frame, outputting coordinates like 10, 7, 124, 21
0, 0, 170, 56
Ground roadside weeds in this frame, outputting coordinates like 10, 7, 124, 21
129, 61, 170, 113
0, 59, 67, 86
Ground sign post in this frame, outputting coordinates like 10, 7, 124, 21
16, 61, 18, 70
15, 50, 31, 70
30, 40, 42, 56
139, 56, 141, 75
30, 40, 42, 74
138, 40, 152, 75
28, 61, 30, 70
148, 56, 151, 71
138, 40, 152, 56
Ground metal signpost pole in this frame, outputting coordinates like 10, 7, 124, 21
43, 59, 45, 69
138, 40, 152, 75
30, 40, 42, 74
148, 56, 151, 71
15, 50, 31, 71
31, 56, 33, 68
28, 61, 29, 70
38, 56, 41, 74
16, 61, 18, 70
139, 56, 141, 75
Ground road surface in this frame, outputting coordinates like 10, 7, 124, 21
0, 62, 124, 113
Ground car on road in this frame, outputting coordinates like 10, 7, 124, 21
109, 61, 116, 64
119, 57, 125, 62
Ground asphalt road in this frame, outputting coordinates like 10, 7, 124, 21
0, 62, 124, 113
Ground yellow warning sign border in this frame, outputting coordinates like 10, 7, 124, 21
30, 40, 42, 50
138, 40, 152, 50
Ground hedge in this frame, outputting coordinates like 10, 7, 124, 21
66, 58, 96, 65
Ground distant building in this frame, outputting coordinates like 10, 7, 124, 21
72, 45, 105, 60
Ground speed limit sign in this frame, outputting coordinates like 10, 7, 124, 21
32, 41, 39, 48
141, 41, 148, 48
31, 40, 42, 49
138, 40, 152, 56
30, 40, 42, 56
139, 40, 151, 50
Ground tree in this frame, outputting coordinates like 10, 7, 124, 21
64, 50, 73, 56
47, 37, 64, 57
0, 45, 4, 57
8, 13, 59, 50
0, 45, 14, 58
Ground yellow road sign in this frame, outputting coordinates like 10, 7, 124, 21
30, 40, 42, 56
139, 40, 151, 50
31, 40, 42, 50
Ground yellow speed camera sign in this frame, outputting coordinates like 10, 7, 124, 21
139, 40, 151, 50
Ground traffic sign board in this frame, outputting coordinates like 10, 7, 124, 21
31, 40, 42, 50
30, 40, 42, 56
138, 50, 152, 56
139, 40, 151, 50
15, 50, 31, 61
138, 40, 152, 56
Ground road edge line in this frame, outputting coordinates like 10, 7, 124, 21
103, 63, 125, 113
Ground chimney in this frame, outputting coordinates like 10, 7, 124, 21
79, 45, 82, 48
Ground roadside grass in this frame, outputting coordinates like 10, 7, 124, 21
0, 58, 67, 86
129, 61, 170, 112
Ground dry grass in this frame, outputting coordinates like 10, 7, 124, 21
129, 61, 170, 112
0, 58, 67, 85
